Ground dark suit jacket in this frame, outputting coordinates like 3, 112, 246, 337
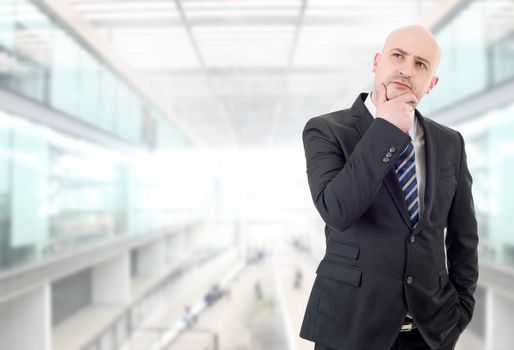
299, 93, 479, 350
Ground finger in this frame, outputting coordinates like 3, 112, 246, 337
396, 92, 418, 106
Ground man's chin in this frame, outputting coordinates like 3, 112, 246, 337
386, 86, 413, 100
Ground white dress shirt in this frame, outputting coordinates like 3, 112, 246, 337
364, 92, 426, 219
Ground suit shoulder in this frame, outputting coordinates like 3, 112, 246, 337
304, 108, 355, 131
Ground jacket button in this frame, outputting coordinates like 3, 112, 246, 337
382, 157, 390, 163
389, 146, 396, 153
406, 276, 413, 285
409, 236, 416, 243
386, 152, 393, 158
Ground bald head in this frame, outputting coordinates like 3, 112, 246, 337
382, 25, 441, 73
372, 24, 442, 105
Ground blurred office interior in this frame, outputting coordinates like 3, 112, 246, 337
0, 0, 513, 349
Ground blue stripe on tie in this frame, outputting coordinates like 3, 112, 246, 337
405, 186, 418, 204
408, 197, 418, 211
409, 199, 419, 215
397, 155, 414, 170
403, 180, 417, 199
395, 151, 413, 170
398, 158, 416, 176
394, 144, 413, 167
402, 177, 416, 194
406, 192, 418, 209
394, 142, 419, 227
400, 167, 416, 188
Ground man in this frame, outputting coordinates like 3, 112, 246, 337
299, 25, 478, 350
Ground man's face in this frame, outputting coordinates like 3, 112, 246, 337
372, 26, 440, 106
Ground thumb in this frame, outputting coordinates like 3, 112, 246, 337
375, 83, 388, 104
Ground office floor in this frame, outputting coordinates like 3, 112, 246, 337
165, 245, 313, 350
162, 244, 480, 350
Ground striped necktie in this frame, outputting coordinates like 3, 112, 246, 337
394, 142, 419, 227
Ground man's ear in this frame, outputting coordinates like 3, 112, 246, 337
372, 53, 380, 73
426, 76, 439, 94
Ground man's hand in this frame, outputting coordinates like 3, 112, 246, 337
375, 83, 417, 133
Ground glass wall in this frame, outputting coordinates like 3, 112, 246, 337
0, 110, 212, 272
451, 101, 514, 267
419, 0, 514, 114
0, 0, 200, 272
0, 0, 188, 149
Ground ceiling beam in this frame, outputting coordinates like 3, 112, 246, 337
139, 66, 349, 75
266, 0, 308, 147
88, 16, 367, 27
174, 0, 239, 146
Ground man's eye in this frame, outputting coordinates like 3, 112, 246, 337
417, 62, 426, 69
393, 53, 402, 58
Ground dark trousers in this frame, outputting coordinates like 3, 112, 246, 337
314, 326, 460, 350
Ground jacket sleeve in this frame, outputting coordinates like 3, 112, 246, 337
445, 132, 479, 332
302, 116, 411, 232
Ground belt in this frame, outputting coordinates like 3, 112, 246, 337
400, 315, 417, 332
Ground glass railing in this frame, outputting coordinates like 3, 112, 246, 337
0, 110, 209, 273
0, 0, 189, 149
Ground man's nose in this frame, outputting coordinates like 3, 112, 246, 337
398, 63, 413, 79
399, 70, 412, 79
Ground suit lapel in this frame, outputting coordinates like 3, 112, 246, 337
352, 93, 413, 229
414, 112, 439, 233
383, 170, 413, 229
353, 93, 374, 135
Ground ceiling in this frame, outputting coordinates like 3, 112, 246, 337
68, 0, 440, 148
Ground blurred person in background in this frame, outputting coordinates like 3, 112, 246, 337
294, 267, 303, 290
182, 305, 197, 329
299, 25, 478, 350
